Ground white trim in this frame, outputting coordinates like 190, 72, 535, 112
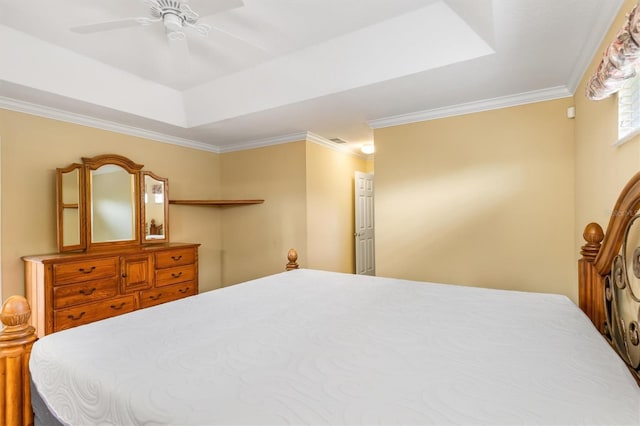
0, 96, 220, 153
367, 86, 573, 129
614, 127, 640, 147
217, 132, 309, 153
218, 131, 367, 158
0, 84, 575, 156
0, 95, 370, 157
305, 132, 369, 159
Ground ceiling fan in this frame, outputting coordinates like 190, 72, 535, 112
70, 0, 244, 42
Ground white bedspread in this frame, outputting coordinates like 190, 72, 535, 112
30, 269, 640, 425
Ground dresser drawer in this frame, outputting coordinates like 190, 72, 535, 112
155, 248, 195, 269
139, 282, 196, 309
53, 277, 118, 309
53, 257, 118, 285
54, 295, 137, 332
155, 264, 195, 287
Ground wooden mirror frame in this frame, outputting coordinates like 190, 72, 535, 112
141, 171, 169, 244
56, 154, 170, 252
83, 154, 143, 251
56, 163, 86, 252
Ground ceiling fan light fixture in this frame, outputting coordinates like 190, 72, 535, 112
70, 0, 239, 41
167, 30, 186, 41
163, 12, 183, 32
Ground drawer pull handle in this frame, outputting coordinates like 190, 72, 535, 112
171, 255, 183, 261
78, 266, 96, 274
149, 294, 163, 301
110, 302, 126, 310
171, 272, 183, 278
79, 287, 96, 296
67, 312, 86, 321
178, 287, 190, 294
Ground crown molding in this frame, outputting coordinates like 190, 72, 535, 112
0, 96, 371, 157
0, 96, 220, 153
1, 83, 574, 157
217, 132, 309, 153
367, 86, 573, 129
218, 131, 368, 159
305, 132, 369, 159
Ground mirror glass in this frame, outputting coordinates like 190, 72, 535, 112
143, 174, 167, 241
90, 165, 136, 243
59, 167, 82, 248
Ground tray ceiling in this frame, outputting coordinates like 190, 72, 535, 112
0, 0, 624, 152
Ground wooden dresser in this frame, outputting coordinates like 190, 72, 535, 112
23, 243, 199, 337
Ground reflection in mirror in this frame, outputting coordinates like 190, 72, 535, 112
58, 166, 84, 250
90, 165, 136, 243
142, 173, 169, 243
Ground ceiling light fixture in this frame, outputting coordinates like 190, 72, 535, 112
361, 144, 375, 155
136, 0, 211, 39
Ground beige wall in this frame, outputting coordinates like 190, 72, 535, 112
375, 98, 577, 300
220, 142, 308, 285
0, 110, 364, 300
306, 142, 367, 273
219, 140, 367, 285
5, 0, 635, 304
0, 108, 223, 297
575, 0, 640, 256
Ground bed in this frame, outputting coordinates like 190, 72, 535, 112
1, 176, 640, 425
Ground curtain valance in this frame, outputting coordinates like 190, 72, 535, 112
587, 2, 640, 100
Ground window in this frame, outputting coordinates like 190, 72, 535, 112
618, 73, 640, 144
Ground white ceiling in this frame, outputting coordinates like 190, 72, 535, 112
0, 0, 623, 153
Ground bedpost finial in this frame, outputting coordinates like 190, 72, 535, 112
581, 222, 604, 263
286, 248, 299, 271
1, 296, 31, 330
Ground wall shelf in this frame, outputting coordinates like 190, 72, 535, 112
169, 199, 264, 206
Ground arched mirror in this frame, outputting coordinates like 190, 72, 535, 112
141, 172, 169, 243
56, 154, 170, 252
89, 165, 136, 243
84, 155, 142, 250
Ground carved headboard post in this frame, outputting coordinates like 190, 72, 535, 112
0, 296, 37, 426
286, 248, 299, 271
579, 223, 605, 332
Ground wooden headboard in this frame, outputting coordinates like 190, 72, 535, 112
579, 171, 640, 383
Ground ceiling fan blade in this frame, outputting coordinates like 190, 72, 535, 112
196, 0, 244, 18
70, 18, 142, 34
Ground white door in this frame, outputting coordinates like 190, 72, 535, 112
355, 172, 375, 275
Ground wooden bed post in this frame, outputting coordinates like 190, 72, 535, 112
286, 248, 299, 271
578, 171, 640, 336
579, 223, 605, 333
0, 296, 36, 426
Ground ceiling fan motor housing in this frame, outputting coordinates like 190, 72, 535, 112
150, 0, 199, 28
144, 0, 210, 37
163, 12, 183, 32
